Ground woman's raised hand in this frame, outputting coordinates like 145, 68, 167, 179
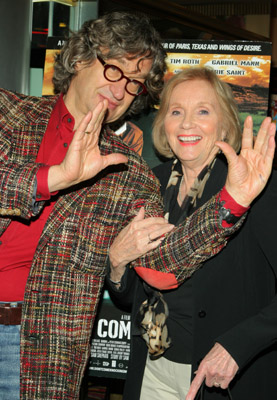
216, 116, 276, 207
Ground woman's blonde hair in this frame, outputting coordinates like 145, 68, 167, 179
152, 67, 242, 158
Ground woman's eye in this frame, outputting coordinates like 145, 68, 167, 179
199, 109, 209, 115
171, 110, 180, 116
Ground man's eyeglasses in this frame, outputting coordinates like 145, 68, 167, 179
97, 56, 148, 97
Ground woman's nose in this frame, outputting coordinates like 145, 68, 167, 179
181, 113, 194, 129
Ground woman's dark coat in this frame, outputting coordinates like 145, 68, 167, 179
108, 157, 277, 400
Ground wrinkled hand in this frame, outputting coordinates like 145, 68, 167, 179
48, 100, 128, 192
186, 343, 239, 400
109, 207, 174, 282
216, 116, 276, 207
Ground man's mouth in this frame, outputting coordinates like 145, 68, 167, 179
99, 94, 118, 110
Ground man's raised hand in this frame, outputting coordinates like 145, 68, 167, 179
48, 100, 128, 192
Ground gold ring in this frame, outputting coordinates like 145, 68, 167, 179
85, 131, 90, 134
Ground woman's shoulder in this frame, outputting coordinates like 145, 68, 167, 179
152, 160, 174, 182
253, 168, 277, 206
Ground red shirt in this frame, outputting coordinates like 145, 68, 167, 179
0, 96, 74, 301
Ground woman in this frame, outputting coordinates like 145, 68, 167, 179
107, 67, 277, 400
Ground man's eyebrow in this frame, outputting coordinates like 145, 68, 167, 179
119, 58, 150, 77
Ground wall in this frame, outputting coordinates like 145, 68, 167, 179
30, 0, 98, 96
0, 0, 32, 94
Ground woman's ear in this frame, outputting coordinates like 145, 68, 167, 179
221, 129, 227, 142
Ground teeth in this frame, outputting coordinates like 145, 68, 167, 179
178, 136, 201, 142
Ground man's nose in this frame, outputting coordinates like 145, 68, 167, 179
110, 79, 126, 100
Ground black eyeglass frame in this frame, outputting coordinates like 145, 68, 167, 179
97, 56, 148, 97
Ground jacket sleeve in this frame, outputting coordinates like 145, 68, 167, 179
215, 172, 277, 370
0, 159, 46, 220
129, 166, 245, 290
0, 92, 47, 219
0, 138, 47, 219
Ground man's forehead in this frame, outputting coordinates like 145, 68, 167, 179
107, 54, 153, 75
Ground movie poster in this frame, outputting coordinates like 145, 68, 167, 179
162, 39, 271, 134
42, 37, 65, 95
43, 38, 272, 167
89, 291, 131, 379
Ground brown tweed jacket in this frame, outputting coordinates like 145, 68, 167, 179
0, 88, 242, 399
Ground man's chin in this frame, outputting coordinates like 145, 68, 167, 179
102, 109, 114, 124
105, 111, 119, 124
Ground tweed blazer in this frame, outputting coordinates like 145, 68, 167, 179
0, 88, 242, 399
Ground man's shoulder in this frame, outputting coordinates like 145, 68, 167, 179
152, 160, 174, 175
152, 160, 174, 185
0, 88, 59, 123
0, 88, 56, 104
0, 88, 27, 111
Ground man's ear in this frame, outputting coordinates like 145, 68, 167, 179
75, 59, 95, 71
75, 61, 83, 71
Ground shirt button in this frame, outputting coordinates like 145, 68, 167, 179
67, 118, 72, 123
63, 142, 68, 148
198, 310, 206, 318
27, 335, 40, 342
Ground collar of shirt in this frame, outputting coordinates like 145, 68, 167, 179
55, 94, 75, 141
36, 94, 75, 165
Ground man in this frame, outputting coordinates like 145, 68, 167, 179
0, 11, 275, 400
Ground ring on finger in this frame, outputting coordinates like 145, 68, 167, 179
214, 382, 221, 387
84, 131, 90, 135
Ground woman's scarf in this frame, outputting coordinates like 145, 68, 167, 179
137, 157, 217, 359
